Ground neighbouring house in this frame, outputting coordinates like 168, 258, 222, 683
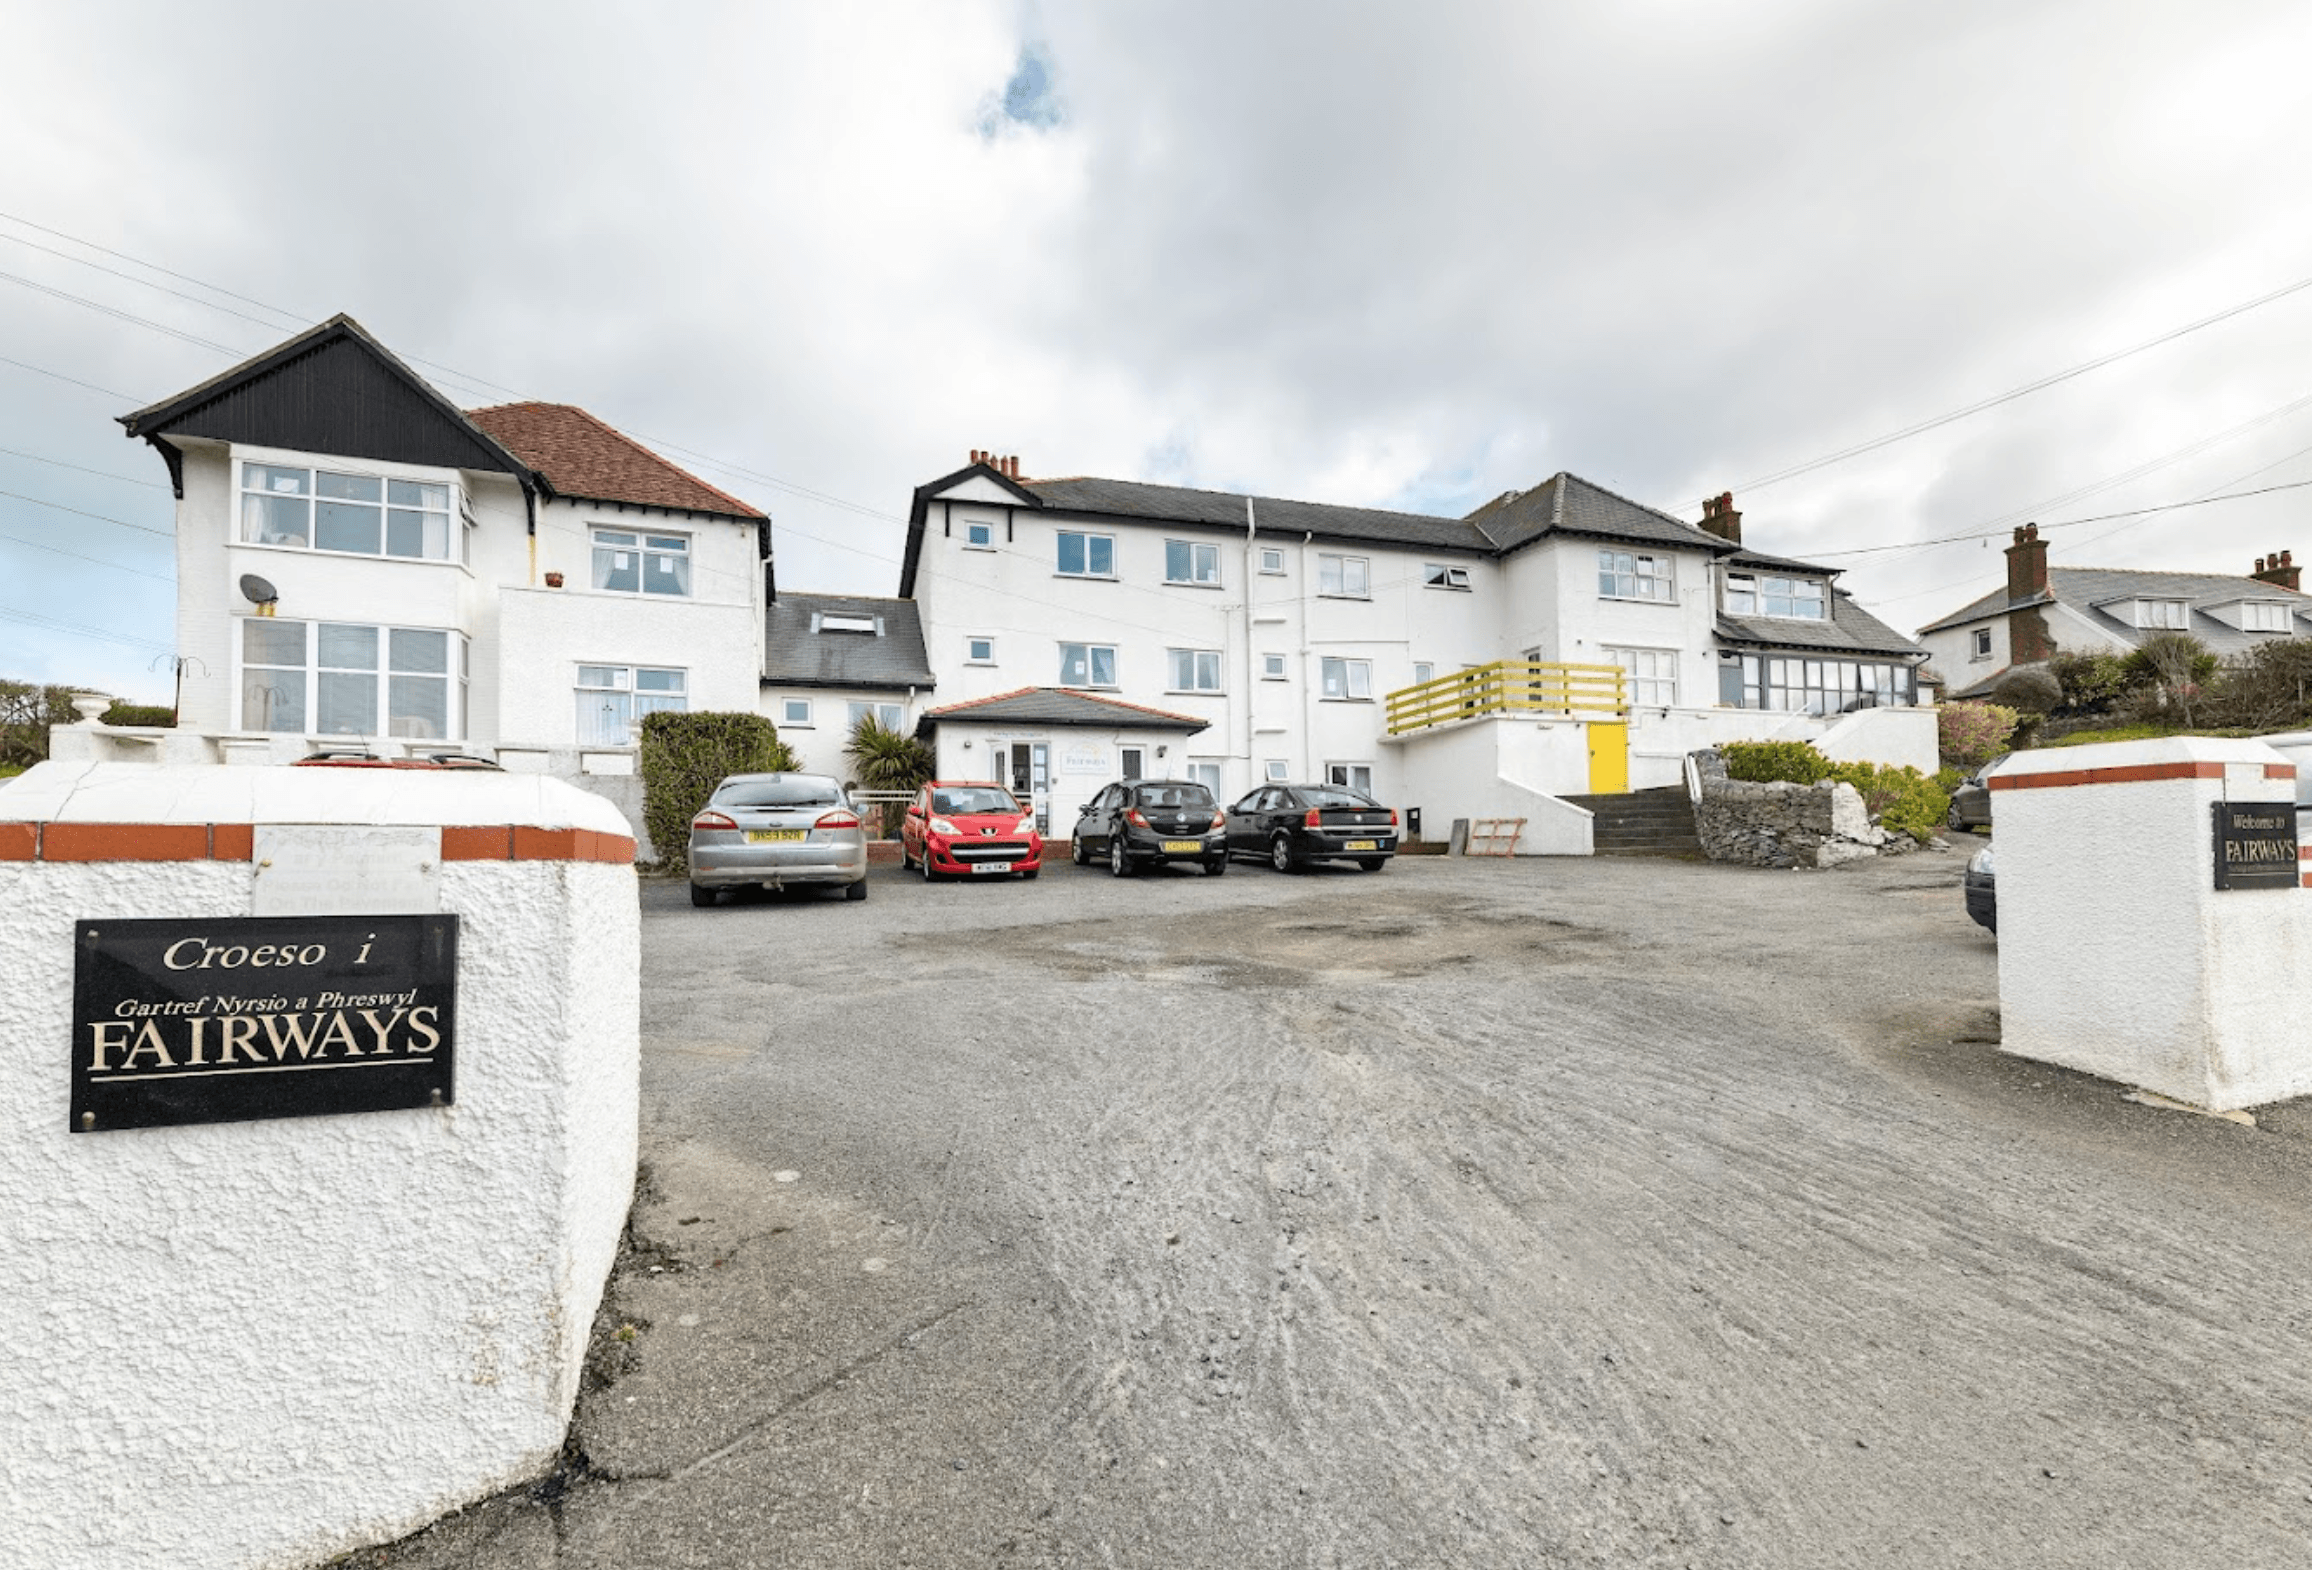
899, 458, 1932, 849
83, 315, 772, 846
759, 592, 936, 781
1916, 524, 2312, 696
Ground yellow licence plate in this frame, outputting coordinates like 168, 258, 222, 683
1161, 840, 1203, 854
745, 829, 806, 843
1346, 840, 1379, 851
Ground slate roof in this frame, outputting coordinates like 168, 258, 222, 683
762, 593, 935, 690
1020, 475, 1489, 553
913, 686, 1211, 736
1717, 591, 1926, 659
1918, 566, 2312, 658
468, 403, 766, 521
1466, 473, 1736, 556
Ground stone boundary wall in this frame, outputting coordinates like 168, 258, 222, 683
1689, 750, 1896, 868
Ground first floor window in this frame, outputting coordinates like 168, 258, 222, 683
577, 664, 686, 745
781, 697, 813, 726
1599, 549, 1674, 603
240, 618, 463, 739
1168, 648, 1223, 692
1060, 642, 1118, 687
848, 700, 904, 732
1971, 628, 1993, 659
966, 519, 993, 548
1165, 539, 1222, 586
1724, 572, 1824, 619
1729, 655, 1912, 714
240, 461, 455, 561
1320, 657, 1373, 700
1057, 531, 1115, 577
1318, 553, 1369, 598
1602, 646, 1678, 707
1262, 652, 1289, 680
1259, 547, 1286, 575
967, 636, 996, 663
1412, 661, 1434, 685
1423, 563, 1471, 590
592, 529, 691, 596
1265, 759, 1290, 781
1326, 763, 1374, 794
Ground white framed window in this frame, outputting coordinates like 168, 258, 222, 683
575, 663, 685, 746
2138, 599, 2190, 629
239, 461, 456, 562
1423, 563, 1472, 590
1602, 645, 1678, 707
1056, 531, 1115, 577
2244, 602, 2292, 632
1167, 648, 1224, 692
1971, 628, 1993, 660
1325, 763, 1374, 794
965, 519, 994, 548
1320, 657, 1373, 700
781, 697, 812, 726
1261, 652, 1289, 680
966, 636, 996, 663
1724, 571, 1823, 619
1599, 549, 1674, 603
592, 529, 691, 597
1120, 746, 1145, 779
1060, 642, 1118, 687
1265, 759, 1290, 781
239, 618, 464, 739
1318, 553, 1370, 598
1165, 539, 1222, 586
1185, 761, 1223, 794
848, 700, 904, 732
1412, 661, 1434, 685
1258, 547, 1286, 575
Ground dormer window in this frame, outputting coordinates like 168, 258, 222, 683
818, 613, 879, 634
2138, 599, 2189, 630
1725, 572, 1825, 619
2244, 601, 2293, 633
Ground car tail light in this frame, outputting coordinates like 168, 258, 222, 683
1305, 808, 1323, 828
1209, 811, 1227, 830
691, 810, 737, 831
814, 809, 861, 831
1127, 809, 1150, 828
1387, 809, 1399, 826
929, 817, 959, 836
1015, 815, 1037, 835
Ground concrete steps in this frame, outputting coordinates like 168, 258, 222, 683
1558, 786, 1703, 857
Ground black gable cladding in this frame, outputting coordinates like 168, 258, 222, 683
120, 315, 530, 496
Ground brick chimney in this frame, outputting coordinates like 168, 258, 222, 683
2251, 549, 2301, 591
1698, 491, 1743, 546
2006, 522, 2048, 601
968, 451, 1025, 480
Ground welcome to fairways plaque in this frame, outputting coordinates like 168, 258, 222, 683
71, 915, 458, 1132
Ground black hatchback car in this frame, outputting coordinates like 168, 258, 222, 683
1225, 782, 1398, 871
1072, 779, 1227, 876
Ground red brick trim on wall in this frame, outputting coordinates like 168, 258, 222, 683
0, 823, 636, 865
1989, 761, 2296, 792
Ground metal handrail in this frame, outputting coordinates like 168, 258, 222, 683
1384, 660, 1629, 735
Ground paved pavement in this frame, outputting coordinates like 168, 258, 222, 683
349, 840, 2312, 1568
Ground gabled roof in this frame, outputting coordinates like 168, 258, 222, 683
467, 403, 766, 522
117, 314, 533, 495
1918, 566, 2312, 653
1467, 473, 1737, 556
1022, 475, 1488, 553
1717, 590, 1925, 660
762, 593, 935, 690
913, 686, 1211, 736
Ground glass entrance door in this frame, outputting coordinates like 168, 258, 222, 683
1008, 742, 1052, 832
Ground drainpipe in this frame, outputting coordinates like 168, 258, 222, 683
1244, 497, 1258, 783
1300, 531, 1315, 779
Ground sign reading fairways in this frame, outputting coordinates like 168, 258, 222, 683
71, 915, 458, 1132
2212, 801, 2301, 892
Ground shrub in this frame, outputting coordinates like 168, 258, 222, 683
1937, 701, 2017, 772
844, 715, 936, 836
2117, 633, 2220, 726
2049, 650, 2128, 713
1988, 666, 2062, 715
1719, 740, 1832, 784
2202, 640, 2312, 732
0, 679, 77, 771
638, 711, 798, 873
100, 702, 176, 728
1827, 761, 1951, 838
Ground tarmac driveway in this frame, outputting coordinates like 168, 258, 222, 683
371, 844, 2312, 1569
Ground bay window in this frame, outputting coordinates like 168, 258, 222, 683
240, 461, 455, 561
240, 618, 464, 739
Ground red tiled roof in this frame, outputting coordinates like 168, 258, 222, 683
466, 403, 766, 521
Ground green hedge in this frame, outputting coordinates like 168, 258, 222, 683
100, 703, 176, 728
1720, 740, 1833, 784
638, 711, 799, 872
1720, 740, 1950, 839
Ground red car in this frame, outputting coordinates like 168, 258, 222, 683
900, 781, 1043, 881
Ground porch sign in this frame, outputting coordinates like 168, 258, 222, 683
70, 914, 458, 1132
2212, 801, 2299, 891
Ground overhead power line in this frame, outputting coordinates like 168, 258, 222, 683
0, 353, 134, 400
1726, 271, 2312, 496
0, 486, 174, 536
0, 602, 175, 654
1810, 475, 2312, 559
0, 445, 170, 490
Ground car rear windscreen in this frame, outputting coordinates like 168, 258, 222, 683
1300, 787, 1377, 809
1134, 785, 1214, 809
717, 779, 844, 808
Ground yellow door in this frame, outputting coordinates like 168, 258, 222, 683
1586, 722, 1629, 794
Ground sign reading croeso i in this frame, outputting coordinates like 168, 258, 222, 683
71, 915, 458, 1132
2212, 801, 2301, 892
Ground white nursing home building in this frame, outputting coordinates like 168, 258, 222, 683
899, 457, 1934, 851
79, 316, 771, 840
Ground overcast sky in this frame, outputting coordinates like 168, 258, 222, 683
7, 0, 2312, 702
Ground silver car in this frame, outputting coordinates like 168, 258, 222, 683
687, 773, 868, 906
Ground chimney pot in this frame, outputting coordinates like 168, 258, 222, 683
1697, 491, 1743, 546
2006, 521, 2050, 602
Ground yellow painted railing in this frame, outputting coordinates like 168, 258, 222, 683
1384, 660, 1629, 735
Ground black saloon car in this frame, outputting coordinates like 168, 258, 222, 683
1072, 779, 1228, 876
1225, 782, 1398, 871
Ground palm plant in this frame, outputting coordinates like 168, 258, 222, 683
844, 714, 936, 836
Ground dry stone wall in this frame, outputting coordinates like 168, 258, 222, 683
1689, 751, 1897, 868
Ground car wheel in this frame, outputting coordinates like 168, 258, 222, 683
900, 841, 915, 870
846, 878, 868, 901
1109, 837, 1133, 877
689, 882, 716, 908
1356, 857, 1387, 872
1206, 856, 1227, 877
1072, 836, 1088, 866
921, 848, 938, 883
1946, 804, 1962, 831
1269, 834, 1298, 874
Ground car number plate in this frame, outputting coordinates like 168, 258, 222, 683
1346, 839, 1379, 851
971, 862, 1012, 875
744, 829, 805, 843
1161, 840, 1202, 854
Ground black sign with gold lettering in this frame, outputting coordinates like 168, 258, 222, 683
70, 915, 457, 1132
2212, 802, 2301, 892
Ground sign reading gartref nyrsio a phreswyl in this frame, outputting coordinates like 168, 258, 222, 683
70, 915, 458, 1132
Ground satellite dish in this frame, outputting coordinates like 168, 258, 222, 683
238, 574, 279, 606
